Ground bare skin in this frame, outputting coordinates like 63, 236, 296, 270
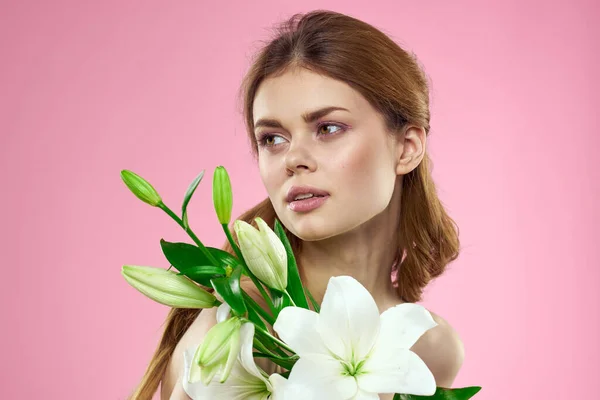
162, 290, 464, 399
162, 68, 465, 399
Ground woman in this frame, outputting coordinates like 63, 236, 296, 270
130, 10, 465, 400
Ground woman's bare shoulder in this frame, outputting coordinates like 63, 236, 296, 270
410, 310, 465, 388
161, 306, 218, 400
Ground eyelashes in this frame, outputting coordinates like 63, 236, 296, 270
256, 122, 347, 149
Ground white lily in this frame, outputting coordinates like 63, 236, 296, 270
234, 218, 288, 291
183, 304, 288, 399
274, 276, 438, 399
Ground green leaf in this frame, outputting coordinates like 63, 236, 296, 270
252, 339, 271, 356
252, 351, 298, 371
252, 325, 290, 358
161, 240, 208, 272
160, 240, 239, 273
242, 291, 276, 326
245, 302, 267, 331
176, 265, 226, 287
252, 337, 286, 360
208, 247, 241, 269
274, 219, 309, 309
279, 370, 290, 379
182, 212, 190, 231
210, 266, 246, 316
305, 287, 321, 313
181, 170, 205, 230
269, 287, 291, 319
252, 352, 298, 370
394, 386, 482, 400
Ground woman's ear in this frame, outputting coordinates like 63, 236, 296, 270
395, 125, 427, 176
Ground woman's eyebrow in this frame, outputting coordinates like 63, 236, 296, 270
254, 106, 350, 129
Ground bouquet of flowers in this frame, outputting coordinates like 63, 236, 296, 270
120, 167, 482, 399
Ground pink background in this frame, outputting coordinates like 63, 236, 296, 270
1, 0, 598, 399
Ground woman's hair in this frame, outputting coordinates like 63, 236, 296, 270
128, 9, 460, 399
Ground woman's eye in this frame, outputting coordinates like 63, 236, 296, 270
268, 135, 285, 145
258, 134, 285, 147
258, 123, 345, 149
318, 123, 343, 135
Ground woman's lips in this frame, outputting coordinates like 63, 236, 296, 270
287, 195, 329, 212
286, 185, 330, 203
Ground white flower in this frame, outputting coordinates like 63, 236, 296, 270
234, 218, 288, 291
183, 304, 287, 399
274, 276, 438, 399
277, 377, 340, 399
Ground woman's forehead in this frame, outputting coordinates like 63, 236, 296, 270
252, 69, 368, 124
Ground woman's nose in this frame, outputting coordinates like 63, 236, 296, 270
284, 139, 317, 174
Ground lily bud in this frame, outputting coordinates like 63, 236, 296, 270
189, 316, 246, 385
212, 166, 233, 224
121, 265, 217, 308
120, 170, 162, 207
234, 218, 287, 291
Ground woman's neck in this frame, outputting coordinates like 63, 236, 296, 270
297, 212, 404, 312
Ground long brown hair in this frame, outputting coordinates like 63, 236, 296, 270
127, 10, 460, 399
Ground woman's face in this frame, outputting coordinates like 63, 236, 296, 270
252, 68, 404, 241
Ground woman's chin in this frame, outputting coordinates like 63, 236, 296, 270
277, 206, 345, 241
286, 221, 340, 242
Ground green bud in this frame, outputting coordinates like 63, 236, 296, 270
234, 218, 288, 291
120, 170, 162, 207
121, 265, 217, 308
191, 316, 244, 385
212, 166, 233, 224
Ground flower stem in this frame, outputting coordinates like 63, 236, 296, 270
250, 322, 296, 355
253, 339, 276, 357
242, 290, 276, 326
305, 287, 321, 313
252, 352, 274, 358
252, 352, 298, 370
158, 203, 220, 267
256, 329, 290, 358
284, 290, 297, 307
221, 223, 244, 265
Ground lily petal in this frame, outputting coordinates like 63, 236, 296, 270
239, 323, 270, 384
358, 348, 436, 396
273, 306, 328, 357
185, 345, 202, 384
277, 378, 339, 400
317, 276, 380, 360
216, 302, 231, 323
236, 220, 285, 291
219, 327, 243, 383
183, 344, 272, 400
287, 353, 358, 399
379, 303, 437, 350
235, 220, 269, 265
183, 346, 224, 399
352, 389, 380, 400
268, 373, 288, 400
255, 218, 287, 280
